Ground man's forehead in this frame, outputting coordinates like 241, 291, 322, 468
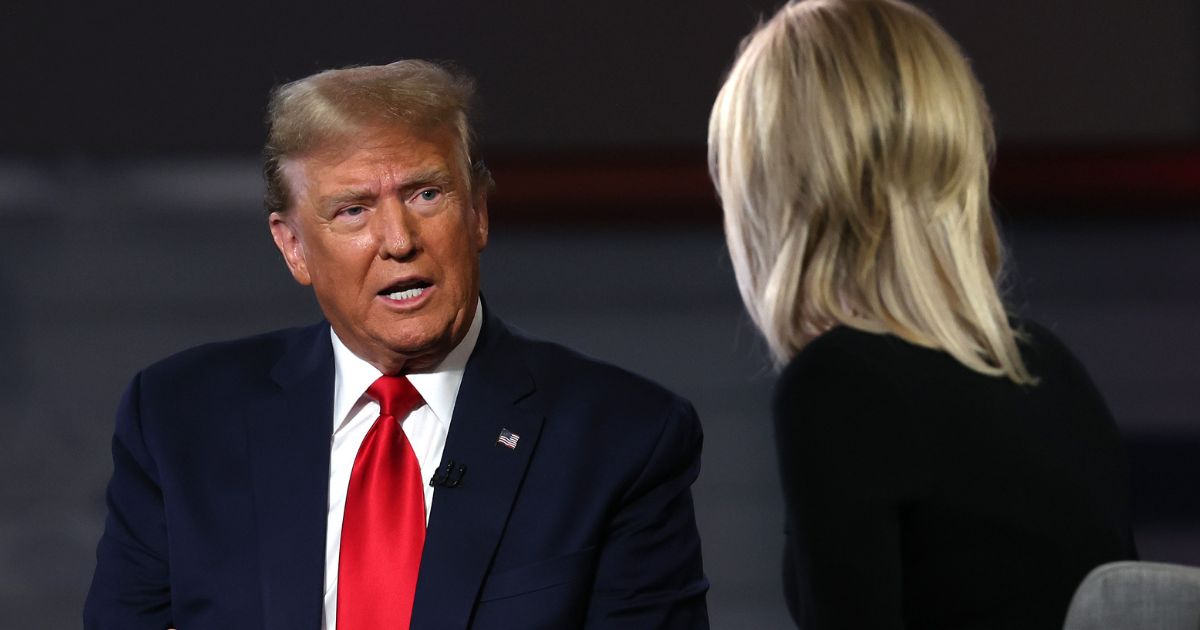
310, 125, 452, 166
284, 128, 459, 193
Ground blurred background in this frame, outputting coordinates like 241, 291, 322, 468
2, 0, 1198, 627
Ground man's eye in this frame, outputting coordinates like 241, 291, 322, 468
417, 189, 440, 202
340, 205, 367, 217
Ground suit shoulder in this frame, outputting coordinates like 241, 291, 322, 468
508, 328, 694, 416
501, 327, 703, 497
139, 323, 325, 384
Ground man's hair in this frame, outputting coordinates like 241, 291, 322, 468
708, 0, 1034, 383
262, 59, 493, 215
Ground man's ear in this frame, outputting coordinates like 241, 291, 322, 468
473, 194, 489, 252
268, 212, 312, 286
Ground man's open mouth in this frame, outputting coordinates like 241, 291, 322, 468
379, 280, 432, 301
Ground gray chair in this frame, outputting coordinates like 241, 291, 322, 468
1063, 561, 1200, 630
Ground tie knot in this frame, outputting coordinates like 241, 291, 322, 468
366, 376, 424, 418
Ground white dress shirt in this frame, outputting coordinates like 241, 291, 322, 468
322, 302, 483, 630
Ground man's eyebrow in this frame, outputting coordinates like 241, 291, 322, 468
398, 167, 454, 190
320, 187, 378, 207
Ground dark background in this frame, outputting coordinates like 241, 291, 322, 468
1, 1, 1198, 627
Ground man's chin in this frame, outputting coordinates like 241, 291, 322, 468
377, 335, 455, 373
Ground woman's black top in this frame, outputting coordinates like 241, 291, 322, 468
774, 321, 1136, 629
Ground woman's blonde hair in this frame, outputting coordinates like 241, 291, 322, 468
708, 0, 1034, 383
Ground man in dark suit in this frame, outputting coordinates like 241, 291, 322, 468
84, 60, 709, 629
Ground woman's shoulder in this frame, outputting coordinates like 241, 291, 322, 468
772, 327, 938, 488
1012, 318, 1106, 396
779, 326, 928, 389
1013, 318, 1075, 363
788, 318, 1085, 381
775, 322, 1019, 425
774, 326, 915, 421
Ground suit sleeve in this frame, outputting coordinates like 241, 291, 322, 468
83, 372, 173, 630
583, 398, 710, 629
773, 348, 931, 630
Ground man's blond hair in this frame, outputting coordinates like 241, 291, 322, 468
263, 59, 492, 215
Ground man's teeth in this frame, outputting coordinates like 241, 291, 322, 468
387, 287, 426, 300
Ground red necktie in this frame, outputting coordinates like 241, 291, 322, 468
337, 376, 427, 630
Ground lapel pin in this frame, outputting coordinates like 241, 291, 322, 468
497, 428, 520, 449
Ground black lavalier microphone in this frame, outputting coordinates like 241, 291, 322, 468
430, 460, 467, 488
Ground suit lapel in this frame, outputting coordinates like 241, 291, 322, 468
411, 313, 544, 630
245, 323, 334, 630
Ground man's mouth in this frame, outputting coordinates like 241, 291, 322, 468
379, 280, 432, 301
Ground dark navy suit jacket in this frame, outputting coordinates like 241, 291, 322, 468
84, 310, 709, 629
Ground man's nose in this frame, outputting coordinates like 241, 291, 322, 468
374, 199, 418, 261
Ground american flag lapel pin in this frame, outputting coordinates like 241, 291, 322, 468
497, 428, 520, 449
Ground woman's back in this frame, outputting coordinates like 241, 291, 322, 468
774, 321, 1136, 629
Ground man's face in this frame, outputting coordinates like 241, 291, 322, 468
269, 124, 488, 374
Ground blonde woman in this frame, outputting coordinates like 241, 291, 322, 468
709, 0, 1136, 627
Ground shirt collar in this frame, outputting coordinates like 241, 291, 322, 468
331, 300, 484, 433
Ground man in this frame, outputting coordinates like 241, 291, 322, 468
84, 60, 709, 629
